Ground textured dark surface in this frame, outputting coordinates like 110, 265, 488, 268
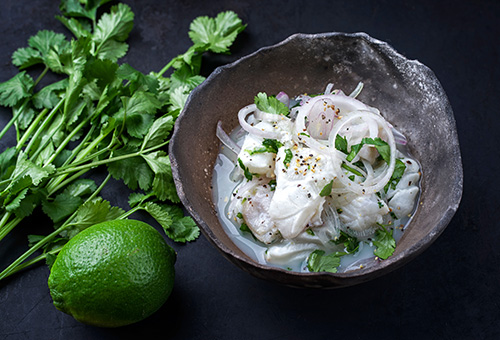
171, 32, 462, 288
0, 0, 499, 339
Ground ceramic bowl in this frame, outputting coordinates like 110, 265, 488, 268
169, 32, 463, 288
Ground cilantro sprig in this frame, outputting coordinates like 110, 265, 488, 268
0, 2, 245, 280
254, 92, 290, 116
246, 138, 283, 155
307, 250, 346, 273
373, 224, 396, 259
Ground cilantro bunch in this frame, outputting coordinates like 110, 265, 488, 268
0, 1, 245, 280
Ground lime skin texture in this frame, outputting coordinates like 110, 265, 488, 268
48, 219, 176, 328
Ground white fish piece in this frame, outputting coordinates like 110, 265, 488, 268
228, 178, 279, 244
387, 158, 421, 219
265, 241, 319, 266
240, 183, 280, 244
265, 222, 341, 266
337, 194, 389, 234
237, 121, 277, 178
269, 146, 339, 239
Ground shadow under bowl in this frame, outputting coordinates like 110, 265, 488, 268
169, 32, 463, 288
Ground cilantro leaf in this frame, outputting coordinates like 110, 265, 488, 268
0, 72, 34, 107
107, 146, 154, 191
307, 250, 346, 273
0, 147, 17, 181
384, 159, 407, 193
334, 134, 348, 154
283, 148, 293, 168
141, 115, 175, 151
373, 225, 396, 260
92, 3, 134, 61
56, 15, 92, 38
247, 138, 283, 155
168, 84, 190, 115
28, 30, 70, 60
188, 11, 246, 54
59, 0, 114, 22
115, 91, 162, 138
42, 192, 83, 223
142, 152, 180, 203
319, 180, 334, 197
63, 197, 124, 239
117, 63, 159, 94
170, 63, 206, 91
332, 230, 360, 254
143, 202, 200, 242
254, 92, 289, 116
32, 79, 68, 109
11, 47, 43, 70
346, 137, 391, 164
238, 158, 254, 181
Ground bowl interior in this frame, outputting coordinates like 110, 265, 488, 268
170, 32, 463, 288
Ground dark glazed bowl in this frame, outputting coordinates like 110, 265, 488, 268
169, 32, 463, 288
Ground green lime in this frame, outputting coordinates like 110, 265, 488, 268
48, 219, 176, 328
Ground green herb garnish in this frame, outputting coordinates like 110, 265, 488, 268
247, 138, 283, 155
346, 137, 391, 164
238, 158, 255, 181
334, 134, 348, 154
373, 224, 396, 260
0, 2, 245, 280
384, 159, 406, 193
332, 230, 360, 254
306, 250, 346, 273
283, 148, 293, 168
254, 92, 289, 116
319, 180, 333, 197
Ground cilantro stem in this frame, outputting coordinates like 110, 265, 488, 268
116, 206, 142, 220
1, 247, 61, 279
0, 222, 66, 280
0, 103, 26, 141
48, 168, 89, 196
15, 108, 49, 151
43, 114, 95, 167
157, 59, 176, 78
0, 66, 48, 142
33, 66, 49, 88
23, 98, 66, 156
0, 216, 23, 242
52, 139, 170, 178
0, 174, 111, 280
0, 212, 12, 231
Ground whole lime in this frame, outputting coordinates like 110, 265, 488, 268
48, 219, 176, 328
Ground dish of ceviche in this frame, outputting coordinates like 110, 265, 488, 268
213, 83, 421, 273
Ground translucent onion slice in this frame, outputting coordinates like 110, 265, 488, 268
238, 104, 280, 139
328, 110, 396, 195
349, 82, 364, 98
216, 121, 241, 155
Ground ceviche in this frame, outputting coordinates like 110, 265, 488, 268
213, 83, 421, 273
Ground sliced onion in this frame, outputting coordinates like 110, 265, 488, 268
349, 82, 364, 98
392, 127, 408, 145
328, 110, 396, 195
238, 104, 280, 139
322, 203, 342, 235
276, 91, 290, 106
324, 83, 334, 95
216, 121, 241, 155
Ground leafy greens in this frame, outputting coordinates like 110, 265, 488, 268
0, 1, 245, 280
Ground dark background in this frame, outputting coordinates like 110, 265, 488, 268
0, 0, 498, 339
